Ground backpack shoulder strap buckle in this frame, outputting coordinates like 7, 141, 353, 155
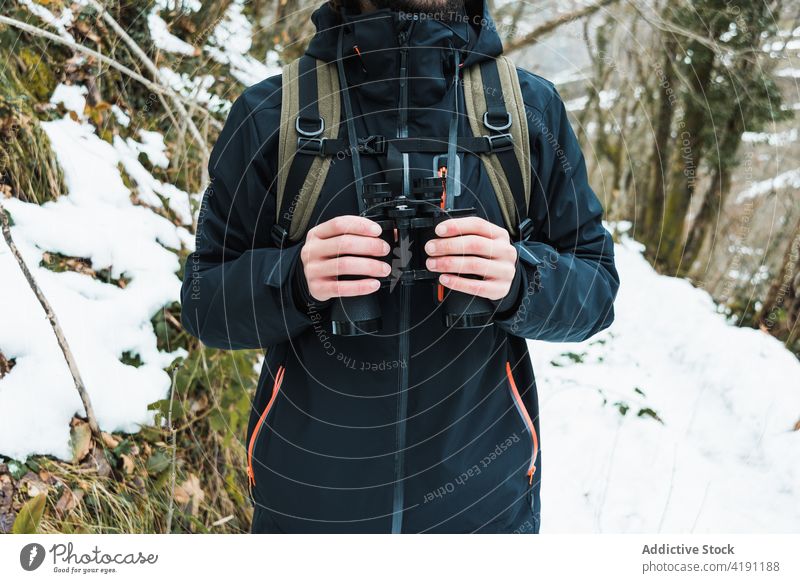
297, 136, 327, 155
295, 116, 325, 137
358, 135, 386, 155
483, 111, 512, 132
484, 133, 514, 153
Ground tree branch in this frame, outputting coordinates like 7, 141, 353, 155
0, 15, 220, 133
0, 201, 101, 440
86, 0, 210, 161
505, 0, 620, 53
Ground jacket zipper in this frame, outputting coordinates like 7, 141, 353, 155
505, 361, 538, 484
247, 365, 285, 497
391, 23, 413, 535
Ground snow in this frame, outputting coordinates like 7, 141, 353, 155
763, 38, 800, 53
537, 237, 800, 533
0, 95, 188, 462
155, 0, 201, 12
158, 67, 231, 114
742, 128, 798, 147
205, 0, 281, 86
20, 0, 75, 42
49, 84, 87, 116
110, 105, 131, 127
736, 168, 800, 202
565, 90, 618, 112
776, 67, 800, 78
114, 134, 195, 226
148, 10, 197, 56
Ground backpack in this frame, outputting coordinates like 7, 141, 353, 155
270, 54, 532, 248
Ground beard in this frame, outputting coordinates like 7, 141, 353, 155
365, 0, 466, 19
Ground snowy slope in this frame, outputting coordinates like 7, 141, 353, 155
0, 0, 277, 464
0, 88, 191, 462
534, 236, 800, 533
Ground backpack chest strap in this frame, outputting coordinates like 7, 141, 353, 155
296, 134, 515, 156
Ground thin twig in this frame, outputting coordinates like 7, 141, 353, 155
86, 0, 210, 161
165, 363, 179, 533
505, 0, 620, 53
0, 200, 101, 439
0, 15, 217, 130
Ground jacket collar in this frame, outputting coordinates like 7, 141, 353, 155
304, 0, 503, 106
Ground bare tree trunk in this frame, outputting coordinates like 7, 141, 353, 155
758, 218, 800, 348
641, 36, 676, 251
660, 40, 714, 272
685, 160, 733, 277
684, 31, 758, 275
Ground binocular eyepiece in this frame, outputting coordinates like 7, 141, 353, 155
329, 176, 495, 336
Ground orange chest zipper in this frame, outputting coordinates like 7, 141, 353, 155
247, 365, 285, 489
505, 361, 539, 484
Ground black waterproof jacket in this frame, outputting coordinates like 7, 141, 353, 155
180, 0, 619, 533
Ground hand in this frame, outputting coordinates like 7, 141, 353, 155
424, 217, 518, 301
300, 215, 391, 302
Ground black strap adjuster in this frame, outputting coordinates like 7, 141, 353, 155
271, 224, 290, 247
484, 133, 514, 152
518, 218, 533, 242
297, 136, 326, 155
483, 111, 512, 132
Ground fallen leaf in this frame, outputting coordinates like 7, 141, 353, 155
70, 421, 93, 463
19, 472, 48, 498
55, 488, 83, 518
12, 493, 46, 534
173, 474, 204, 517
84, 449, 112, 478
120, 454, 135, 475
101, 432, 120, 449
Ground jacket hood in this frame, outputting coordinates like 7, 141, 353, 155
304, 0, 504, 105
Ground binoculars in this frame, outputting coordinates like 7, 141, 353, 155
329, 176, 495, 336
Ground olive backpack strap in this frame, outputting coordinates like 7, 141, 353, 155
273, 55, 341, 247
462, 55, 532, 240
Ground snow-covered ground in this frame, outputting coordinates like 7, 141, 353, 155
535, 237, 800, 533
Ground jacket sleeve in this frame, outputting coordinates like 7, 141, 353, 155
180, 82, 315, 349
494, 82, 620, 342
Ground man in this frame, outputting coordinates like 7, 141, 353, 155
180, 0, 619, 533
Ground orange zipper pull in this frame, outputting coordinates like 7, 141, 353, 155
438, 165, 447, 209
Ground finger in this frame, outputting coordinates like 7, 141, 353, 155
425, 234, 511, 259
316, 278, 381, 298
438, 274, 507, 301
310, 215, 382, 239
317, 234, 391, 258
426, 255, 513, 280
310, 256, 391, 279
435, 217, 508, 240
